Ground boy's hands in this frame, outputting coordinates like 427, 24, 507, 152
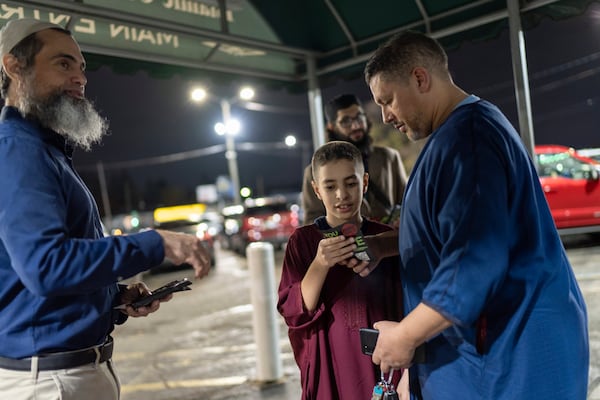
340, 233, 383, 277
343, 256, 378, 277
313, 235, 357, 270
301, 234, 357, 311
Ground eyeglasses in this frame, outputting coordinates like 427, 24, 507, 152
336, 113, 367, 129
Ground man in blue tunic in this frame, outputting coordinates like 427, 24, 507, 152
0, 19, 211, 399
356, 30, 589, 399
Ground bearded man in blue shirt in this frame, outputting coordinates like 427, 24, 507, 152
0, 18, 211, 399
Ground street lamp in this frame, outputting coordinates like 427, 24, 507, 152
190, 86, 255, 204
284, 134, 297, 147
284, 133, 311, 171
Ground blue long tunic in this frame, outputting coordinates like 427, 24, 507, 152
400, 98, 589, 399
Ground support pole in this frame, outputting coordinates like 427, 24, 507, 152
507, 0, 536, 165
96, 161, 112, 227
220, 99, 242, 204
246, 242, 283, 382
306, 55, 326, 152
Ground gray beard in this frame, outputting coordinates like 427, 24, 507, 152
19, 88, 108, 151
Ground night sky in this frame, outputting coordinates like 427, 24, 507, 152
73, 3, 600, 215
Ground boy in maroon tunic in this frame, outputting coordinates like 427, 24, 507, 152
278, 141, 406, 399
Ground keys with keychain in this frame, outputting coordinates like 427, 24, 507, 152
384, 386, 399, 400
371, 382, 385, 400
371, 369, 399, 400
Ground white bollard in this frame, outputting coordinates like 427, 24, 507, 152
246, 242, 283, 383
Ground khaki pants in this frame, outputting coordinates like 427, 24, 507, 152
0, 359, 120, 400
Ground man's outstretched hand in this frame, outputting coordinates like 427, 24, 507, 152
342, 230, 400, 276
156, 229, 212, 279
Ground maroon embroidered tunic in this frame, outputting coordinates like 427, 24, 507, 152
277, 219, 403, 400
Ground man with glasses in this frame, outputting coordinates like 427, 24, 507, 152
301, 94, 408, 225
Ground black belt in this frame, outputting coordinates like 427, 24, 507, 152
0, 337, 113, 371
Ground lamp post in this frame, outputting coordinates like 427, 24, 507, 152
217, 98, 241, 204
190, 86, 255, 205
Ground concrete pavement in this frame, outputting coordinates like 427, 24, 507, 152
114, 246, 302, 400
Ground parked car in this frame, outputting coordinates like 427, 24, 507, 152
223, 195, 300, 255
535, 144, 600, 232
150, 203, 217, 272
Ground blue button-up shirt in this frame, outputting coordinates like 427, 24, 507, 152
0, 106, 164, 358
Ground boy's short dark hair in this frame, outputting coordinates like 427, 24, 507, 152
311, 140, 364, 179
324, 94, 362, 123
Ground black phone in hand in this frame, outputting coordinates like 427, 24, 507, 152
129, 278, 192, 309
359, 328, 426, 363
360, 328, 380, 355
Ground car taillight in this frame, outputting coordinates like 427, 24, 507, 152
247, 229, 262, 241
248, 217, 263, 227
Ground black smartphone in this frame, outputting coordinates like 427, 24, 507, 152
360, 328, 379, 355
129, 278, 192, 309
359, 328, 426, 363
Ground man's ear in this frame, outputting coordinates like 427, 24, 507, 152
363, 172, 369, 193
413, 66, 431, 93
311, 180, 322, 200
2, 53, 23, 81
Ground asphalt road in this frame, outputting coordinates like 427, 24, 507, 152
113, 234, 600, 400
